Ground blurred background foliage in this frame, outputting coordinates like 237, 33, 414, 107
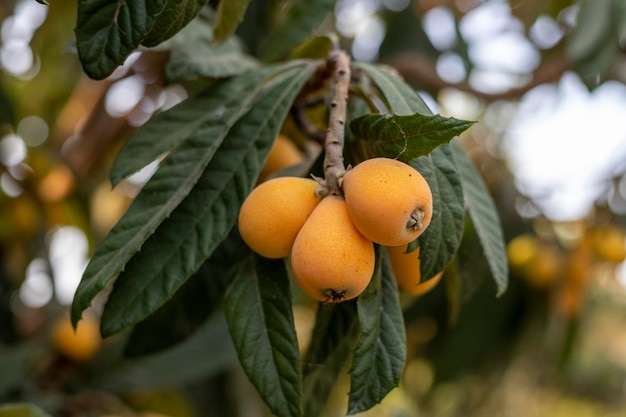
1, 0, 626, 416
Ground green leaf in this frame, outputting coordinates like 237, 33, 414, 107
166, 19, 259, 82
0, 404, 52, 417
224, 253, 302, 417
110, 65, 275, 186
565, 0, 613, 63
348, 250, 406, 414
76, 0, 166, 79
72, 67, 283, 328
261, 0, 335, 62
99, 64, 316, 336
450, 141, 508, 296
350, 113, 474, 162
288, 34, 336, 60
354, 62, 432, 115
303, 301, 359, 417
411, 145, 465, 281
142, 0, 208, 47
96, 313, 237, 393
213, 0, 252, 43
123, 231, 238, 357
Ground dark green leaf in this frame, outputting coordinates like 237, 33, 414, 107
261, 0, 335, 62
99, 64, 316, 336
303, 301, 358, 417
354, 62, 432, 115
96, 313, 237, 393
450, 141, 508, 295
72, 67, 282, 328
348, 250, 406, 414
411, 145, 465, 281
0, 343, 42, 397
0, 404, 51, 417
110, 65, 277, 186
350, 113, 474, 162
142, 0, 208, 47
76, 0, 166, 79
35, 0, 49, 4
224, 253, 301, 417
213, 0, 252, 43
166, 19, 258, 82
123, 231, 239, 356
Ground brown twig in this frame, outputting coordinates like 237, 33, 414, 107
315, 49, 352, 197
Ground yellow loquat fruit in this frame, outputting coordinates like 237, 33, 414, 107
342, 157, 433, 246
386, 245, 443, 295
291, 195, 375, 303
238, 177, 320, 259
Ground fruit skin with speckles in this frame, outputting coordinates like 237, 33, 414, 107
386, 245, 442, 295
238, 177, 320, 259
342, 157, 433, 246
291, 195, 375, 303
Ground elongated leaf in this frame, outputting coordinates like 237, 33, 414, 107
123, 231, 238, 357
348, 250, 406, 414
142, 0, 207, 47
0, 404, 52, 417
261, 0, 335, 62
303, 301, 358, 417
167, 33, 258, 82
224, 253, 301, 417
354, 62, 432, 115
72, 67, 282, 328
565, 0, 613, 62
450, 141, 508, 295
110, 65, 278, 186
99, 64, 316, 336
96, 313, 236, 393
350, 113, 474, 162
76, 0, 166, 79
411, 145, 465, 281
213, 0, 252, 43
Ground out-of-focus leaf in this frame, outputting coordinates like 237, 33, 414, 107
72, 67, 284, 329
75, 0, 166, 79
224, 253, 301, 417
96, 313, 236, 392
565, 0, 613, 62
450, 141, 508, 295
288, 34, 336, 60
348, 250, 406, 414
213, 0, 252, 43
0, 343, 42, 397
410, 145, 465, 281
99, 64, 316, 337
142, 0, 208, 47
354, 62, 431, 116
303, 301, 358, 417
350, 112, 474, 162
166, 19, 258, 82
261, 0, 335, 61
0, 404, 52, 417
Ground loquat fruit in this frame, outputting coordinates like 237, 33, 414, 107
342, 157, 433, 246
258, 134, 305, 182
238, 177, 320, 259
51, 313, 102, 362
591, 224, 626, 263
386, 245, 442, 295
291, 195, 375, 303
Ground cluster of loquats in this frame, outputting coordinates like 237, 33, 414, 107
238, 150, 441, 303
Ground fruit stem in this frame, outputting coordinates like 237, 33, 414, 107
317, 48, 351, 197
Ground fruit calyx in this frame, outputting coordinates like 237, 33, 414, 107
407, 208, 426, 231
322, 288, 348, 303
